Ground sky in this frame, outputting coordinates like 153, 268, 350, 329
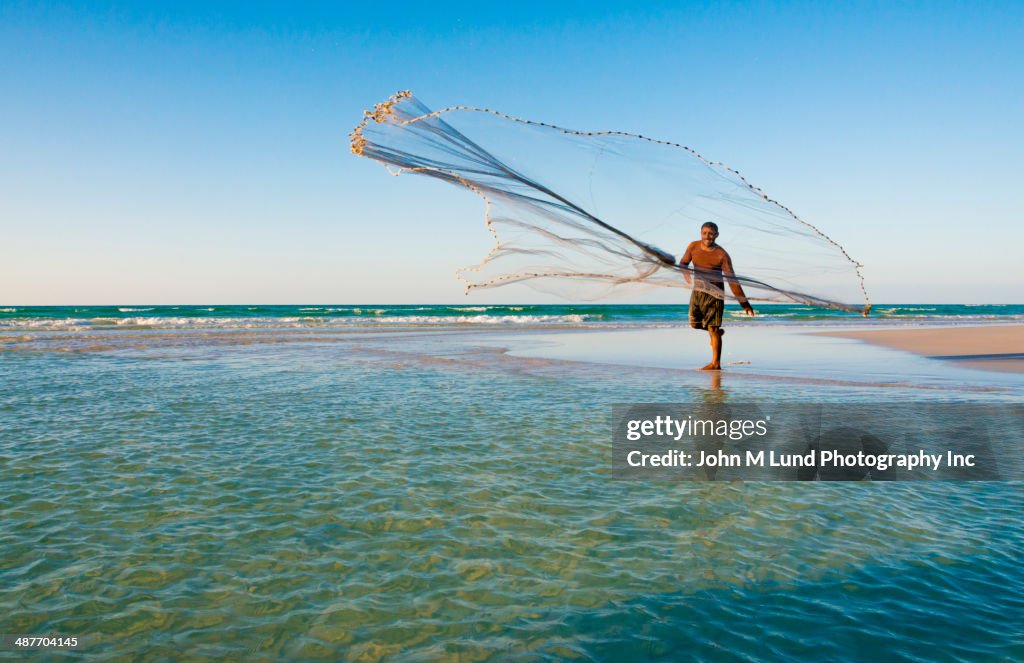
2, 1, 1021, 304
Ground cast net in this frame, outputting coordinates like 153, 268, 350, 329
350, 91, 870, 314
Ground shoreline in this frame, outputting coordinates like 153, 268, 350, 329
813, 325, 1024, 374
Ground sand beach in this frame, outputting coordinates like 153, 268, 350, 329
816, 325, 1024, 373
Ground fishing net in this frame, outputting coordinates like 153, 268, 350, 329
350, 91, 870, 314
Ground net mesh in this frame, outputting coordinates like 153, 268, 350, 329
351, 91, 870, 314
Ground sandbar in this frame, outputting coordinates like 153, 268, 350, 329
815, 325, 1024, 373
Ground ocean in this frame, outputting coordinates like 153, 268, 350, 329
2, 303, 1023, 330
1, 304, 1022, 660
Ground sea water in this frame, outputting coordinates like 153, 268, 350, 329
1, 305, 1021, 660
2, 303, 1022, 331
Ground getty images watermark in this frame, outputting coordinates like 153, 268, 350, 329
612, 404, 1024, 481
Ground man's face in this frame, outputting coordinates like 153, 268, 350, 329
701, 226, 719, 247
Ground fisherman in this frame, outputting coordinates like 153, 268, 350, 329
680, 222, 756, 370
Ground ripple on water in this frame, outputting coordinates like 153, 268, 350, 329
0, 331, 1021, 659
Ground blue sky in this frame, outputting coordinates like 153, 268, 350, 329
2, 1, 1021, 304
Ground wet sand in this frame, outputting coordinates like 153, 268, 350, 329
815, 325, 1024, 373
487, 325, 1024, 394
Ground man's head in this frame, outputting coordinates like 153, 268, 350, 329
701, 222, 719, 247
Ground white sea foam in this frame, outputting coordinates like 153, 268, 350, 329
731, 311, 797, 317
0, 318, 92, 330
1, 310, 1019, 332
118, 307, 154, 312
364, 314, 589, 325
0, 313, 595, 330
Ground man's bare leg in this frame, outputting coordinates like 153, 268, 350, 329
700, 327, 724, 370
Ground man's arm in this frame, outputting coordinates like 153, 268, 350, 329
722, 252, 755, 315
680, 242, 695, 286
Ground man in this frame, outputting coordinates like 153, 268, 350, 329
680, 222, 755, 370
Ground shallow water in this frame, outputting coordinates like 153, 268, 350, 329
1, 327, 1022, 660
496, 326, 1024, 393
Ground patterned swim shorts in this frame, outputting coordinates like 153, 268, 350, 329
689, 290, 725, 330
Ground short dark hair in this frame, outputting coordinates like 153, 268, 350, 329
701, 221, 719, 232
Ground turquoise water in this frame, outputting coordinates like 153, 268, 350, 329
1, 312, 1022, 660
2, 303, 1023, 330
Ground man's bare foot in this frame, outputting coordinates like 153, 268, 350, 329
699, 362, 721, 371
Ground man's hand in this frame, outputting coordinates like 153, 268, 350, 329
740, 301, 756, 316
